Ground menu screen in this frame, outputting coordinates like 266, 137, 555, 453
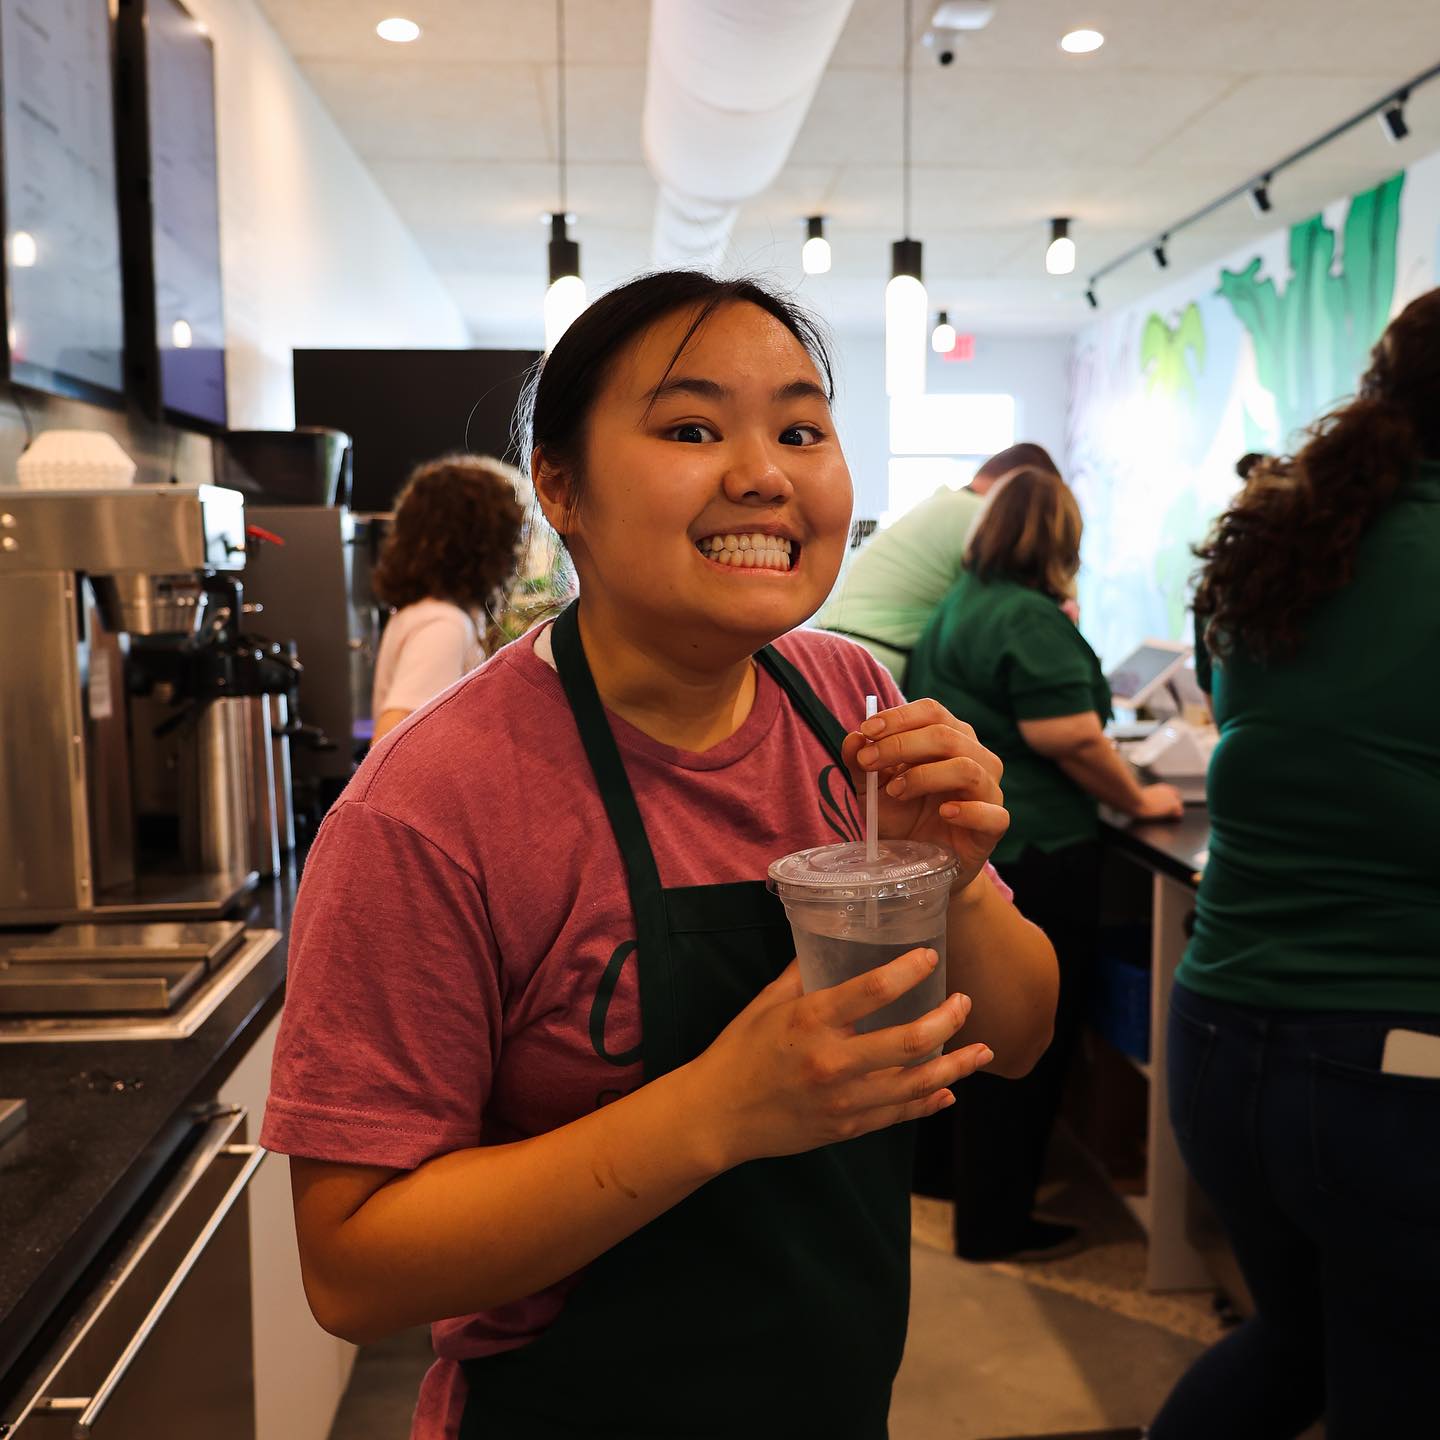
146, 0, 225, 426
0, 0, 125, 400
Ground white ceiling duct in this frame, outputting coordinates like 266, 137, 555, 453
644, 0, 856, 269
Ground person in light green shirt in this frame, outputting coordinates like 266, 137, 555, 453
816, 442, 1060, 684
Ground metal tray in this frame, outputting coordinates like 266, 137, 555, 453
1, 921, 245, 970
0, 929, 281, 1042
0, 959, 206, 1015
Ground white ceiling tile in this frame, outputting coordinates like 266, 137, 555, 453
1141, 74, 1406, 169
302, 60, 552, 161
791, 64, 1236, 170
256, 0, 1440, 337
368, 159, 657, 230
534, 63, 649, 164
253, 0, 651, 65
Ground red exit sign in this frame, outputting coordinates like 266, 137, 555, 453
941, 333, 976, 362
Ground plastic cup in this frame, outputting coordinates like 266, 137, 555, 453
768, 840, 959, 1060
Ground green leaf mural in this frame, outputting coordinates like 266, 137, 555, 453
1140, 303, 1207, 400
1217, 172, 1404, 448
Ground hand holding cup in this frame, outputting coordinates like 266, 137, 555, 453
690, 947, 993, 1170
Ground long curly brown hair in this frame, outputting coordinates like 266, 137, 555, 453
1194, 287, 1440, 663
373, 455, 526, 615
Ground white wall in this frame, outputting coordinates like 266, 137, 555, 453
187, 0, 469, 428
829, 331, 1071, 524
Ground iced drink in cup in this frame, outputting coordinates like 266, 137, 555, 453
768, 841, 959, 1061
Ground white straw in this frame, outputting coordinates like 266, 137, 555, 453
864, 695, 879, 928
864, 695, 879, 865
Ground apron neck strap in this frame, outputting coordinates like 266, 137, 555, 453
754, 642, 853, 783
550, 601, 665, 915
550, 602, 857, 888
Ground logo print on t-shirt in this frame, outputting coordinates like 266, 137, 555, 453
589, 938, 642, 1068
818, 763, 863, 842
586, 761, 858, 1105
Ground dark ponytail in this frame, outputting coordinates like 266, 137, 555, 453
1194, 287, 1440, 664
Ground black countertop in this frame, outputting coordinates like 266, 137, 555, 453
0, 864, 299, 1395
1102, 806, 1212, 888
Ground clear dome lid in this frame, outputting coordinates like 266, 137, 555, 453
767, 840, 958, 901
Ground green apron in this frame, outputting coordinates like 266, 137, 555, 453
459, 602, 914, 1438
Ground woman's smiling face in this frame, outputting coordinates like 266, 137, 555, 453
546, 300, 853, 658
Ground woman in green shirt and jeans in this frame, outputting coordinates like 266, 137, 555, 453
908, 469, 1182, 1259
1151, 290, 1440, 1439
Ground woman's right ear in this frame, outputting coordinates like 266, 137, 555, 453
532, 449, 571, 538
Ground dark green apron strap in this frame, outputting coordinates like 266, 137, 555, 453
756, 643, 854, 782
551, 601, 682, 1075
551, 606, 858, 1071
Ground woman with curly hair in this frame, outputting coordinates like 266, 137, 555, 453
1151, 288, 1440, 1438
371, 455, 526, 742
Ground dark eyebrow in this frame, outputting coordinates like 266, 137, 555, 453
644, 376, 831, 408
773, 379, 830, 406
644, 376, 730, 407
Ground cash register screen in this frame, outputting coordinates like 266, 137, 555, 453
0, 0, 125, 403
1106, 644, 1188, 708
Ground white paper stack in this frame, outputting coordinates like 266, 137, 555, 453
16, 430, 138, 490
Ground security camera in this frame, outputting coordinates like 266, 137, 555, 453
921, 29, 957, 65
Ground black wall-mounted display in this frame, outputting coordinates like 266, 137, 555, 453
293, 349, 540, 512
116, 0, 226, 429
0, 0, 126, 405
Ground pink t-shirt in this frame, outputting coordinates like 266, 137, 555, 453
262, 624, 1006, 1439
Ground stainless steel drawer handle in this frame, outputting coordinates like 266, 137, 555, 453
19, 1108, 265, 1438
70, 1144, 265, 1435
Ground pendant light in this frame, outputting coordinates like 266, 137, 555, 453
1045, 218, 1075, 275
801, 216, 832, 274
931, 310, 956, 353
543, 0, 585, 351
885, 0, 927, 397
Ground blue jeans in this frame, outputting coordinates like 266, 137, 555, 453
1150, 982, 1440, 1439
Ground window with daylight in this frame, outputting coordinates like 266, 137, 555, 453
884, 392, 1016, 523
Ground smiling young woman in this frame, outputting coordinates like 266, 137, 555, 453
262, 272, 1058, 1440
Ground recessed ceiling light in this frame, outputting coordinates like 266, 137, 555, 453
376, 17, 421, 43
1060, 29, 1104, 54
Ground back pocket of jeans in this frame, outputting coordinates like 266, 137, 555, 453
1311, 1055, 1440, 1226
1167, 1007, 1218, 1144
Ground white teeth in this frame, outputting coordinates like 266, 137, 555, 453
694, 532, 797, 570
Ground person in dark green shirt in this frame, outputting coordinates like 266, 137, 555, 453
1151, 288, 1440, 1440
908, 468, 1182, 1260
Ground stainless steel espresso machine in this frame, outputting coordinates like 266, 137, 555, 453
0, 484, 292, 926
214, 428, 369, 819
